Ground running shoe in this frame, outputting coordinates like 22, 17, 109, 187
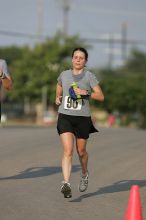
79, 171, 89, 192
61, 182, 72, 198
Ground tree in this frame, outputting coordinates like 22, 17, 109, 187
4, 33, 89, 106
96, 50, 146, 128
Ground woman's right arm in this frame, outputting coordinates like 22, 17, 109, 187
55, 82, 63, 105
0, 61, 13, 90
1, 75, 13, 90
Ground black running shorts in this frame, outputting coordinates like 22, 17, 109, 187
57, 113, 98, 139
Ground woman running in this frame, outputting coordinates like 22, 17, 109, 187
55, 47, 104, 198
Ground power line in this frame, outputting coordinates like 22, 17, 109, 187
83, 36, 146, 46
1, 29, 146, 46
0, 30, 48, 40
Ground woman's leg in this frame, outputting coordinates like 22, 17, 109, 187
76, 138, 88, 175
76, 138, 89, 192
60, 132, 74, 183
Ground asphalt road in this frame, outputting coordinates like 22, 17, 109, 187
0, 126, 146, 220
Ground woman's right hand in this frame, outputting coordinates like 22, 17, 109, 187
55, 96, 62, 105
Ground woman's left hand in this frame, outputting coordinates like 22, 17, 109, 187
73, 88, 87, 96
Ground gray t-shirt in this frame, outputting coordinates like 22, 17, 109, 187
57, 69, 99, 116
0, 59, 10, 78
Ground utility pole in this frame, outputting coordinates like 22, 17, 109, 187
62, 0, 70, 37
42, 86, 47, 113
37, 0, 44, 43
108, 33, 115, 69
121, 23, 127, 63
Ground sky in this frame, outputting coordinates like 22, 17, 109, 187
0, 0, 146, 68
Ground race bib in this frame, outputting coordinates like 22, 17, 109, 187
64, 96, 82, 110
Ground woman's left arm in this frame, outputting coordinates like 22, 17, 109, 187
90, 84, 104, 101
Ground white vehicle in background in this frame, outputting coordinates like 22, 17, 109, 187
43, 110, 57, 126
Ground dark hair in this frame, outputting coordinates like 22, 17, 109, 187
71, 47, 88, 61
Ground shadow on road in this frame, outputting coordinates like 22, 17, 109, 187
70, 179, 146, 202
0, 164, 80, 180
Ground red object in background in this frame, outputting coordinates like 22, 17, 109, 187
107, 114, 115, 126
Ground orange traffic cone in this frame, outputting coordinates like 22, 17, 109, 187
125, 185, 143, 220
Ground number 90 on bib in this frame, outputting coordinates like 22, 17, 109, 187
64, 96, 82, 110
